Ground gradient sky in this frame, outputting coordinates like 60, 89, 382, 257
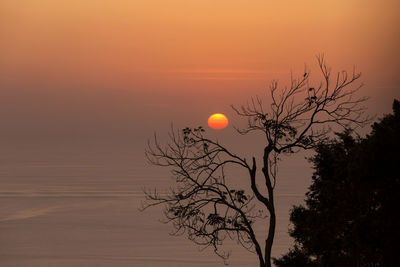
1, 0, 399, 148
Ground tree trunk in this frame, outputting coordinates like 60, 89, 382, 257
265, 209, 276, 267
263, 146, 276, 267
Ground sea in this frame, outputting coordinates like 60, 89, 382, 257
0, 140, 311, 267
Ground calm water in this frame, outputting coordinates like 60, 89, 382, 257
0, 144, 311, 267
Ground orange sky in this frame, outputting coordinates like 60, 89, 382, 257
1, 0, 399, 147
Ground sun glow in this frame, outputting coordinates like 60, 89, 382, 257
207, 113, 229, 130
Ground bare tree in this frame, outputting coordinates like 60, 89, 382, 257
141, 56, 369, 267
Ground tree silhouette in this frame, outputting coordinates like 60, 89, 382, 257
274, 100, 400, 267
142, 56, 369, 267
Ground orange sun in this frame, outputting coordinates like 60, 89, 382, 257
207, 113, 229, 130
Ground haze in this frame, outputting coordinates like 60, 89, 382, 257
0, 1, 399, 266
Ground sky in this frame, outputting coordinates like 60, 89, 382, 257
1, 0, 400, 153
0, 1, 400, 263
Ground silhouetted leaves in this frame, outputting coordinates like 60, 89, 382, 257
207, 213, 225, 226
144, 57, 370, 267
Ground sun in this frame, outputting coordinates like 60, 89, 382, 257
207, 113, 229, 130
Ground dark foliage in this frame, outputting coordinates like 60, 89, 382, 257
274, 99, 400, 267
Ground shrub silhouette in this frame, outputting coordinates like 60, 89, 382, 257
274, 99, 400, 267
